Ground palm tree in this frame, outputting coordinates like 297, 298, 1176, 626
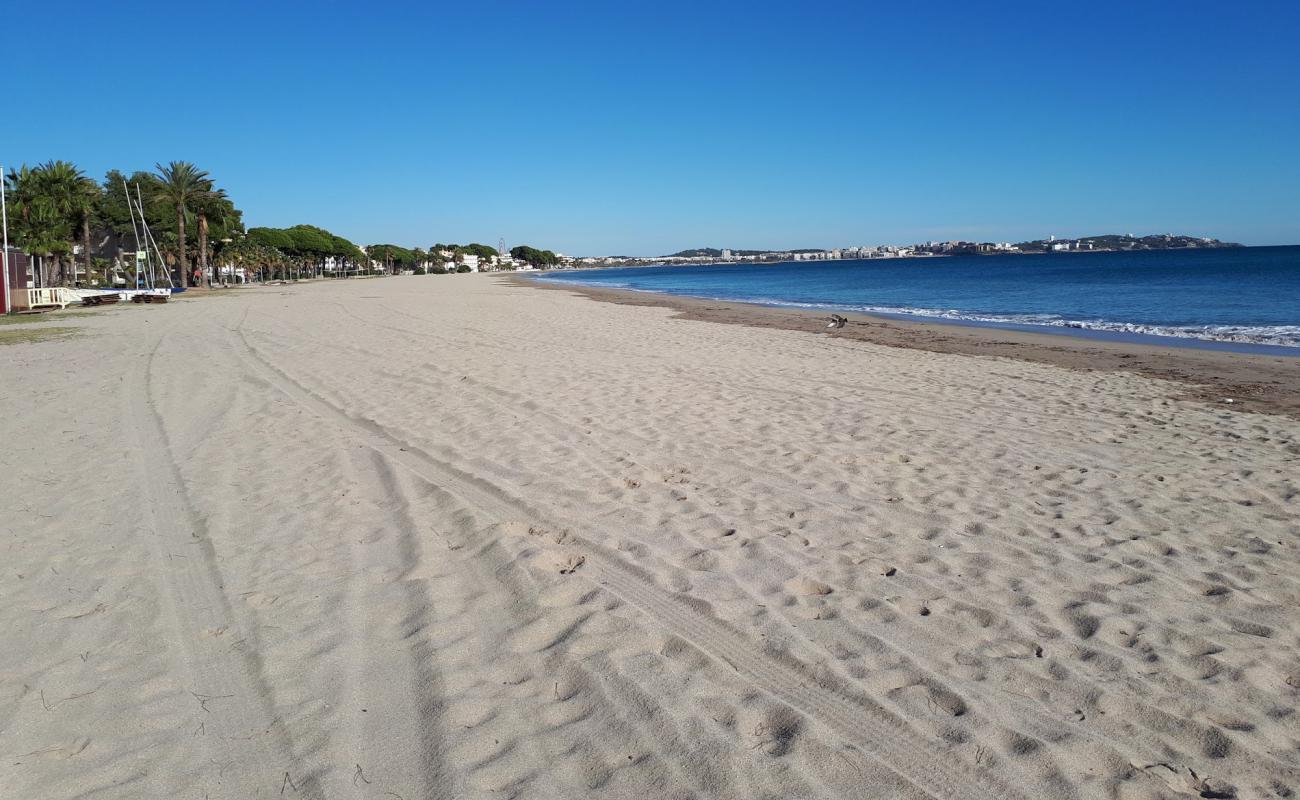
15, 199, 71, 288
4, 161, 90, 286
152, 162, 214, 288
4, 165, 35, 225
4, 166, 74, 287
70, 174, 100, 286
32, 161, 95, 286
4, 166, 36, 280
194, 189, 230, 287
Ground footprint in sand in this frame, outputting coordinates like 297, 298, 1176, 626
785, 576, 833, 596
685, 550, 719, 571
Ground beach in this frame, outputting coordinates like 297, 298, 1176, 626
2, 274, 1298, 799
531, 279, 1300, 419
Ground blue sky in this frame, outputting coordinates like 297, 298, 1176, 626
5, 0, 1299, 254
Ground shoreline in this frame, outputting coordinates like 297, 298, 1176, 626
513, 275, 1300, 419
534, 276, 1300, 355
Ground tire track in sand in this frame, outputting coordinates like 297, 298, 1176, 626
126, 328, 318, 798
235, 325, 1028, 800
329, 443, 456, 799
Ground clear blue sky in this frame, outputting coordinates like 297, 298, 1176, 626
5, 0, 1299, 254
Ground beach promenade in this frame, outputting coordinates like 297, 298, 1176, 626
3, 275, 1298, 799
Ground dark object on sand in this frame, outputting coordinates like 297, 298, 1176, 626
826, 314, 847, 329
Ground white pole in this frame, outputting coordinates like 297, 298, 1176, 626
1, 163, 10, 314
123, 177, 143, 291
134, 184, 154, 289
137, 186, 174, 290
142, 211, 169, 289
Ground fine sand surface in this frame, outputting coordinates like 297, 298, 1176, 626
2, 275, 1298, 800
523, 279, 1300, 419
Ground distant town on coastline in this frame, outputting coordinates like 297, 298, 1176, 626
612, 233, 1240, 267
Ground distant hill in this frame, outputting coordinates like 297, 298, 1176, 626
665, 248, 723, 258
1014, 234, 1242, 252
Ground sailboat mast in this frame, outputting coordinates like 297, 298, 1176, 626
133, 184, 155, 289
2, 163, 9, 315
122, 177, 143, 290
134, 184, 174, 289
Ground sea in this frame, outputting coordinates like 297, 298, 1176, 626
538, 245, 1300, 353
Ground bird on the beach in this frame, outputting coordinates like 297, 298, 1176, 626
826, 314, 847, 329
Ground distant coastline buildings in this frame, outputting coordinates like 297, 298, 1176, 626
569, 233, 1238, 269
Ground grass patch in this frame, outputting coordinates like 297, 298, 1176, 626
0, 312, 61, 326
1, 307, 121, 325
0, 326, 80, 345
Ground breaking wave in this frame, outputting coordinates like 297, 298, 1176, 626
761, 301, 1300, 348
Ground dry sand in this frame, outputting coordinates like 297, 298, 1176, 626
2, 275, 1297, 800
527, 279, 1300, 419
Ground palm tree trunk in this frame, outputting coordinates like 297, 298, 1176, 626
176, 207, 189, 288
81, 217, 92, 287
198, 211, 211, 288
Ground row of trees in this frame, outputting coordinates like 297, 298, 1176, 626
3, 161, 379, 288
246, 225, 369, 279
247, 224, 362, 261
4, 160, 241, 289
369, 244, 429, 272
368, 244, 494, 273
3, 158, 567, 292
428, 242, 560, 270
359, 242, 565, 274
510, 245, 559, 268
437, 242, 498, 260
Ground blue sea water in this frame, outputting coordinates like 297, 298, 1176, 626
539, 246, 1300, 351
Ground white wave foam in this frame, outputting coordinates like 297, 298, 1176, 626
759, 300, 1300, 348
